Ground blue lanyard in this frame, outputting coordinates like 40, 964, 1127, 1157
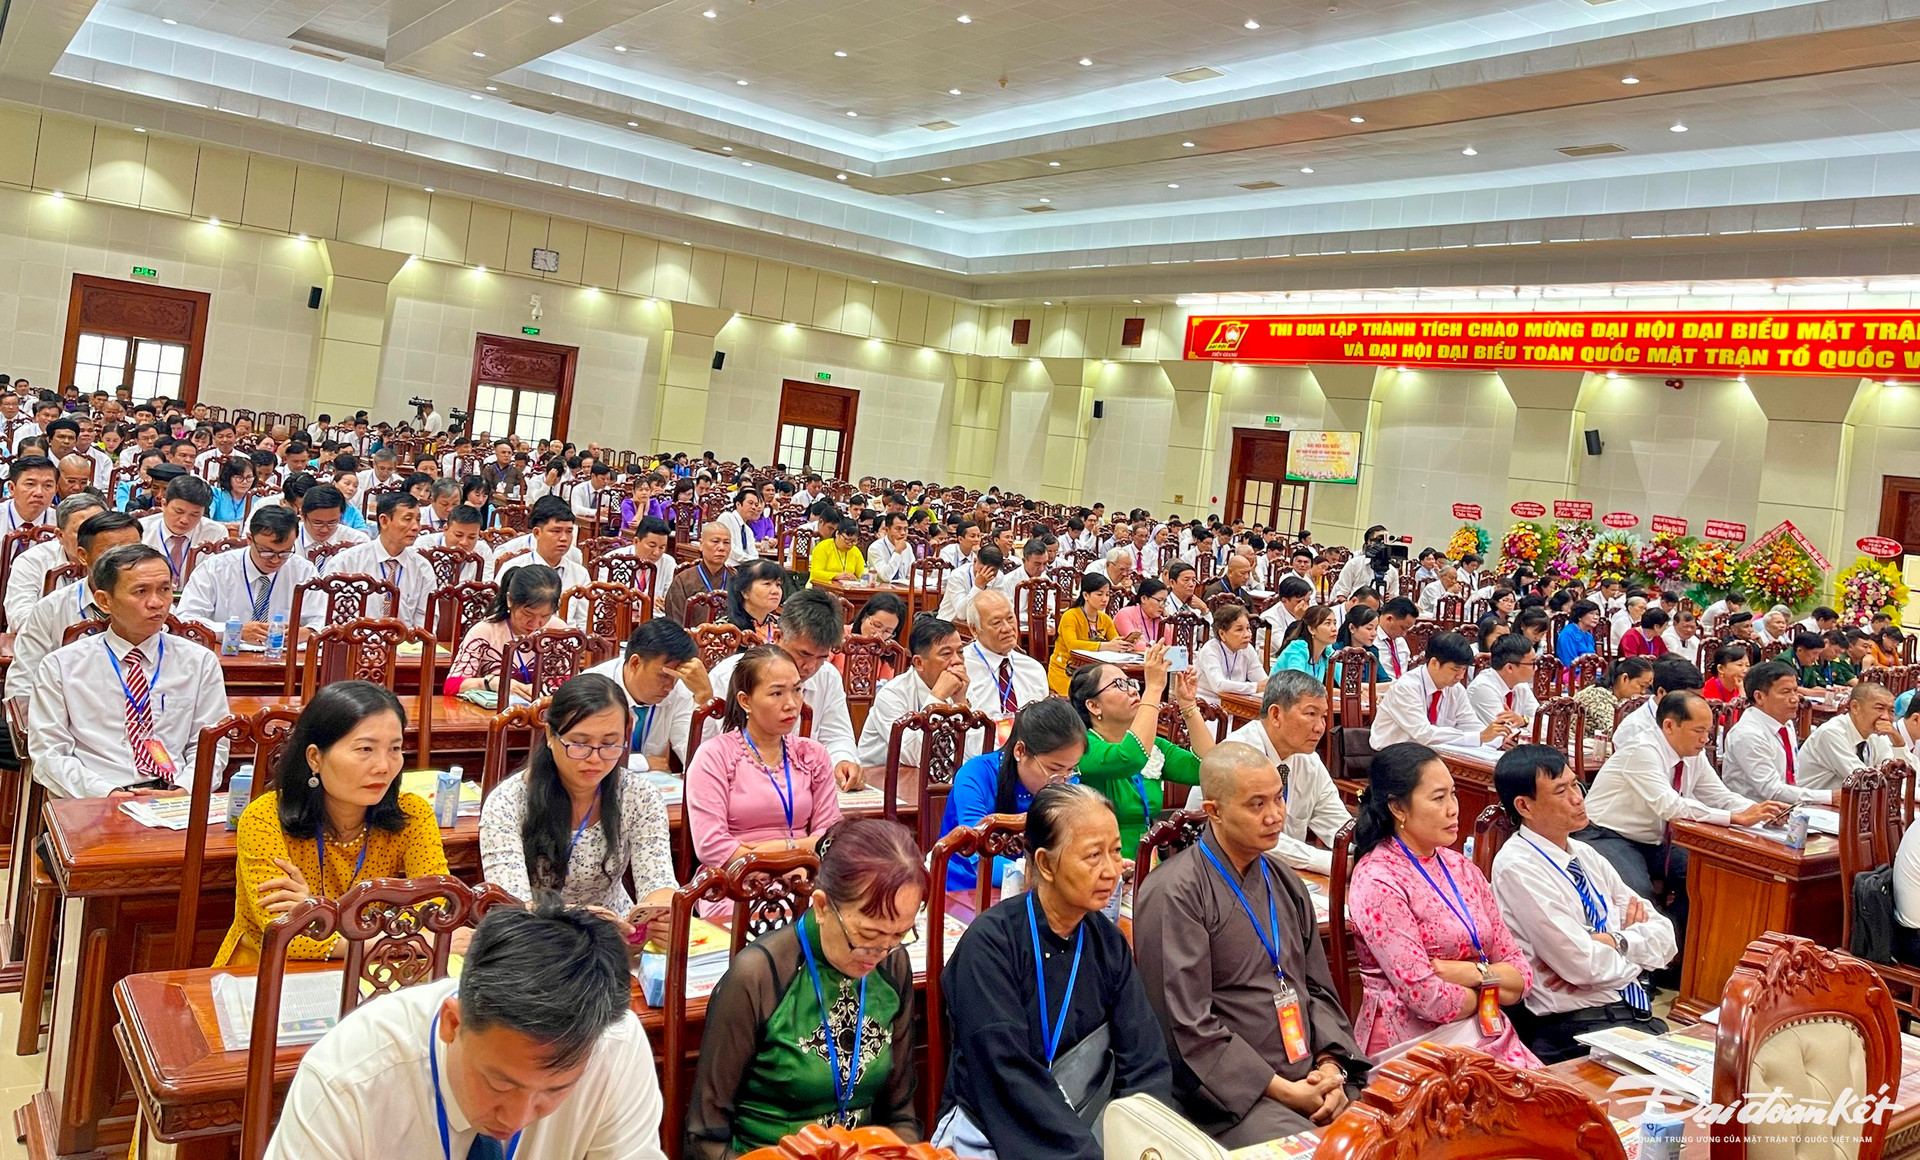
566, 803, 596, 864
103, 637, 164, 716
1197, 838, 1285, 979
1129, 773, 1153, 828
430, 1009, 521, 1160
1518, 835, 1608, 932
315, 824, 371, 898
696, 565, 717, 592
1393, 837, 1485, 961
241, 555, 278, 616
972, 644, 1015, 708
631, 703, 655, 752
1024, 893, 1085, 1069
798, 911, 868, 1126
743, 734, 795, 832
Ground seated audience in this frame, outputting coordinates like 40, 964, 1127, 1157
1572, 657, 1653, 739
141, 473, 229, 589
1618, 608, 1670, 658
1466, 633, 1540, 726
3, 493, 101, 630
1270, 604, 1337, 682
938, 546, 1004, 621
1663, 609, 1701, 665
858, 613, 974, 768
1112, 577, 1172, 646
329, 491, 432, 626
960, 589, 1049, 727
931, 783, 1172, 1159
1719, 660, 1829, 806
1610, 656, 1707, 750
808, 518, 868, 586
445, 564, 568, 700
1700, 642, 1752, 705
663, 521, 734, 625
1347, 742, 1537, 1065
1369, 631, 1519, 750
1134, 742, 1364, 1145
1203, 551, 1256, 603
1069, 647, 1209, 853
724, 557, 786, 638
707, 588, 863, 788
584, 618, 710, 770
497, 496, 590, 628
1490, 745, 1675, 1063
940, 699, 1086, 892
689, 819, 925, 1156
1221, 670, 1352, 874
6, 511, 142, 709
1796, 681, 1898, 791
178, 505, 320, 640
1555, 600, 1600, 664
1196, 603, 1263, 705
1048, 573, 1128, 694
218, 681, 447, 965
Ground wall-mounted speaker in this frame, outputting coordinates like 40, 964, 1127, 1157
1584, 429, 1603, 456
1092, 400, 1105, 419
307, 286, 323, 309
711, 351, 726, 371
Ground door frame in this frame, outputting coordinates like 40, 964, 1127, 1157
466, 332, 579, 443
774, 380, 859, 479
1225, 426, 1310, 532
59, 274, 212, 405
1878, 474, 1920, 557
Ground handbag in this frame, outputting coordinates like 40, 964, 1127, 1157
1053, 1021, 1117, 1133
1100, 1093, 1230, 1160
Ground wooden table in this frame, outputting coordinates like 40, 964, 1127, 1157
1068, 649, 1144, 678
815, 579, 909, 620
1666, 819, 1841, 1023
214, 644, 452, 696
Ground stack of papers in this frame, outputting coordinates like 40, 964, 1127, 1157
636, 917, 731, 1004
212, 970, 343, 1051
838, 786, 886, 811
1575, 1025, 1716, 1104
118, 794, 228, 830
905, 911, 971, 973
1230, 1130, 1319, 1158
638, 770, 684, 807
1435, 742, 1510, 767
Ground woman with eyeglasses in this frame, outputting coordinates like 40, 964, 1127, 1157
687, 818, 927, 1158
725, 558, 787, 640
208, 456, 254, 525
1067, 643, 1212, 855
1047, 573, 1134, 695
444, 563, 567, 701
479, 673, 677, 928
939, 698, 1087, 893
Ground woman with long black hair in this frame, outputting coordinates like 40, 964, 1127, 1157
936, 697, 1086, 893
443, 563, 566, 699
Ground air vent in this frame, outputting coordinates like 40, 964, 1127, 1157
1165, 66, 1225, 84
1557, 142, 1627, 157
1022, 204, 1056, 213
918, 120, 959, 131
1238, 180, 1285, 191
287, 27, 384, 62
1011, 319, 1032, 345
287, 44, 347, 63
509, 100, 559, 115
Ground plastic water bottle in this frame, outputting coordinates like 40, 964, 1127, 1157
265, 611, 288, 660
1638, 1100, 1686, 1160
1463, 836, 1476, 863
225, 764, 254, 830
221, 617, 241, 657
1001, 859, 1026, 898
435, 765, 462, 828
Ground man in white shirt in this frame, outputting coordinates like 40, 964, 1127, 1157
867, 512, 915, 583
1700, 593, 1747, 634
1124, 524, 1159, 580
938, 547, 1004, 622
178, 506, 322, 641
497, 497, 590, 629
858, 613, 976, 768
1467, 634, 1541, 727
414, 505, 495, 582
28, 543, 230, 798
991, 538, 1050, 607
329, 491, 433, 628
1370, 631, 1519, 750
1330, 526, 1392, 600
716, 488, 763, 567
1609, 656, 1705, 752
1576, 691, 1788, 935
584, 619, 710, 769
1491, 745, 1676, 1062
265, 904, 667, 1160
356, 447, 404, 498
139, 474, 230, 591
604, 515, 676, 614
1162, 562, 1201, 619
7, 511, 143, 709
1415, 565, 1463, 620
295, 482, 369, 565
417, 478, 460, 533
1220, 669, 1352, 874
190, 422, 238, 474
1797, 681, 1898, 792
704, 589, 866, 789
1799, 606, 1842, 635
1372, 597, 1418, 683
1719, 660, 1830, 806
1259, 575, 1313, 639
570, 463, 614, 527
0, 454, 57, 536
4, 493, 102, 631
1662, 610, 1701, 666
938, 520, 982, 571
961, 589, 1048, 730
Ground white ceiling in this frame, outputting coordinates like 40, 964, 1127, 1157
8, 0, 1920, 299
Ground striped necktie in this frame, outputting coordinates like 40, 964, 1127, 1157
1567, 854, 1650, 1013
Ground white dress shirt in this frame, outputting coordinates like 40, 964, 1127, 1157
571, 485, 608, 521
178, 549, 321, 632
1582, 733, 1755, 846
716, 509, 758, 566
328, 539, 434, 627
1124, 543, 1159, 580
1610, 697, 1660, 750
961, 641, 1048, 724
1466, 669, 1538, 727
601, 545, 675, 613
3, 537, 73, 630
1796, 713, 1896, 793
867, 537, 915, 583
1195, 639, 1262, 704
7, 583, 98, 706
1491, 826, 1678, 1016
584, 657, 693, 766
28, 627, 230, 797
937, 568, 987, 621
1895, 824, 1920, 928
857, 667, 986, 769
704, 652, 859, 767
938, 543, 973, 571
8, 423, 42, 454
412, 531, 494, 582
1375, 634, 1413, 683
1720, 708, 1831, 806
1701, 600, 1730, 632
297, 522, 368, 568
1369, 667, 1484, 749
498, 552, 592, 630
1416, 580, 1454, 620
262, 977, 666, 1160
1222, 719, 1351, 875
488, 534, 582, 575
1608, 609, 1636, 650
1331, 556, 1396, 601
140, 513, 231, 587
1662, 631, 1701, 666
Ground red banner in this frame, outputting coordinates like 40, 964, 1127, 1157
1184, 311, 1920, 378
1452, 504, 1482, 521
1859, 536, 1905, 559
1510, 501, 1545, 519
1739, 520, 1833, 571
1650, 515, 1688, 536
1553, 500, 1593, 520
1602, 512, 1639, 529
1704, 520, 1748, 543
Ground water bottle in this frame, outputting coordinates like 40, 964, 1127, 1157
1001, 858, 1026, 898
435, 765, 462, 828
1103, 880, 1125, 922
221, 617, 241, 657
1638, 1100, 1686, 1160
225, 764, 253, 830
1786, 809, 1810, 850
265, 611, 288, 660
1463, 836, 1476, 863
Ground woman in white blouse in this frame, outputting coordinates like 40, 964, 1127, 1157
1196, 602, 1263, 704
479, 672, 678, 931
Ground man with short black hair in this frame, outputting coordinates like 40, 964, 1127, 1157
4, 493, 103, 630
716, 488, 763, 566
1468, 633, 1541, 726
1, 454, 57, 533
1609, 655, 1705, 751
498, 497, 590, 627
859, 613, 973, 767
867, 511, 915, 584
1797, 681, 1899, 791
179, 505, 320, 640
1373, 597, 1419, 682
1720, 660, 1829, 806
139, 474, 227, 589
1369, 631, 1518, 748
603, 515, 675, 611
295, 482, 369, 564
938, 546, 1004, 621
265, 903, 667, 1159
585, 619, 711, 770
330, 492, 431, 626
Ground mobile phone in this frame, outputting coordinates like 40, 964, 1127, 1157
1167, 645, 1190, 672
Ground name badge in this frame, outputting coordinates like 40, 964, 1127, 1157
1477, 982, 1505, 1037
145, 738, 178, 781
1274, 977, 1309, 1063
994, 717, 1014, 747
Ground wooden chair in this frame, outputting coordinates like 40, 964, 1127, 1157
593, 552, 655, 592
58, 615, 220, 650
1330, 645, 1381, 782
238, 876, 518, 1160
683, 589, 729, 629
1711, 933, 1901, 1160
1155, 699, 1226, 762
288, 572, 401, 641
926, 816, 1025, 1112
294, 619, 437, 765
1612, 693, 1651, 732
1530, 653, 1563, 703
39, 560, 84, 596
1837, 767, 1886, 955
1434, 593, 1467, 627
905, 558, 950, 622
1564, 652, 1608, 692
182, 535, 247, 582
493, 546, 531, 575
306, 538, 356, 572
420, 544, 483, 587
1470, 803, 1514, 878
562, 581, 640, 644
883, 704, 996, 852
480, 526, 523, 551
1403, 619, 1439, 662
1133, 808, 1209, 895
496, 626, 614, 701
660, 851, 819, 1160
172, 708, 302, 968
675, 697, 729, 879
1012, 576, 1060, 661
1326, 819, 1359, 1016
692, 621, 754, 667
1313, 1042, 1627, 1160
580, 534, 626, 565
0, 524, 58, 602
1881, 756, 1916, 832
1530, 696, 1589, 782
1168, 610, 1209, 653
835, 636, 907, 735
481, 697, 551, 795
424, 579, 497, 648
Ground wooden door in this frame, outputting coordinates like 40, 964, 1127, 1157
1226, 427, 1310, 534
1879, 476, 1920, 556
59, 274, 211, 405
466, 333, 578, 443
775, 380, 858, 479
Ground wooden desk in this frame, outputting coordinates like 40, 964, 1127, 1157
214, 645, 451, 696
225, 695, 497, 757
815, 579, 909, 620
1068, 649, 1144, 678
1667, 820, 1841, 1023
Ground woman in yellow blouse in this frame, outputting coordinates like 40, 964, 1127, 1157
216, 680, 449, 966
808, 517, 867, 586
1048, 573, 1140, 694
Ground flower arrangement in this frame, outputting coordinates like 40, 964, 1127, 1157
1448, 524, 1489, 561
1686, 539, 1740, 592
1590, 532, 1639, 583
1542, 521, 1596, 582
1834, 556, 1908, 626
1739, 538, 1822, 610
1501, 522, 1544, 567
1636, 532, 1691, 585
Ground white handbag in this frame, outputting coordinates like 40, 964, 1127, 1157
1100, 1093, 1231, 1160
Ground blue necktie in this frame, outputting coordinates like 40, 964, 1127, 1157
1568, 855, 1649, 1013
467, 1135, 504, 1160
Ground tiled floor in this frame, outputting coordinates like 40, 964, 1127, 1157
0, 987, 46, 1160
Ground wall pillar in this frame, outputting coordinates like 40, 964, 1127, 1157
1305, 364, 1382, 547
1500, 369, 1590, 509
1039, 357, 1092, 505
1161, 359, 1225, 518
307, 241, 409, 418
1744, 375, 1872, 564
948, 354, 1010, 491
651, 303, 736, 456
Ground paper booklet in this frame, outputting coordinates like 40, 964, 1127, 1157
118, 793, 228, 830
1575, 1025, 1715, 1104
212, 969, 343, 1051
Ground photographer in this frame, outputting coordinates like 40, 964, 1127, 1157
409, 395, 443, 434
1332, 525, 1398, 600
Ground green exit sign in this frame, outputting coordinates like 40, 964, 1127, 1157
1264, 415, 1284, 425
815, 371, 832, 382
521, 326, 540, 336
131, 266, 157, 279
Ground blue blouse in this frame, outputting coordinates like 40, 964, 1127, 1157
1270, 639, 1331, 681
939, 751, 1078, 894
1556, 623, 1596, 662
208, 489, 250, 524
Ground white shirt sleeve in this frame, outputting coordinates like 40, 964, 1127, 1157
1721, 716, 1828, 806
1195, 641, 1260, 701
1796, 719, 1886, 793
4, 544, 52, 631
1370, 676, 1482, 749
806, 667, 861, 767
27, 652, 105, 798
1272, 754, 1350, 875
1492, 838, 1675, 1007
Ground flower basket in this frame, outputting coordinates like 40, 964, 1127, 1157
1738, 538, 1822, 611
1835, 556, 1908, 626
1685, 539, 1740, 594
1544, 521, 1595, 582
1590, 532, 1639, 584
1500, 522, 1544, 568
1635, 532, 1691, 587
1448, 524, 1489, 561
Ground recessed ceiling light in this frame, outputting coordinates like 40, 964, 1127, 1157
948, 88, 962, 95
1349, 115, 1365, 123
834, 50, 848, 57
935, 209, 946, 214
1079, 57, 1093, 66
207, 215, 219, 224
161, 17, 176, 24
1300, 166, 1314, 173
702, 8, 716, 16
548, 13, 563, 23
1181, 141, 1196, 147
683, 240, 692, 245
1043, 300, 1053, 306
424, 186, 435, 192
49, 190, 63, 200
836, 173, 847, 180
1048, 160, 1061, 167
870, 280, 879, 284
736, 78, 749, 85
956, 13, 972, 22
134, 127, 146, 133
742, 160, 754, 166
1167, 182, 1180, 188
1461, 145, 1477, 156
1670, 121, 1688, 132
297, 233, 309, 241
627, 121, 639, 127
475, 265, 487, 272
1244, 18, 1261, 28
1133, 298, 1142, 303
472, 50, 486, 57
846, 110, 858, 117
721, 145, 733, 151
614, 44, 627, 52
486, 85, 498, 90
1621, 74, 1639, 84
1038, 197, 1050, 203
470, 93, 483, 99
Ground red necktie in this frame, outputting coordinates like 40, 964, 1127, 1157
122, 647, 167, 786
1427, 691, 1442, 724
997, 658, 1017, 714
1504, 690, 1514, 711
1780, 726, 1796, 785
1672, 761, 1686, 792
1389, 642, 1402, 678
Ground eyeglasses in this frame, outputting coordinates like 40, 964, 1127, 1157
828, 898, 918, 954
557, 738, 628, 761
1099, 677, 1141, 697
253, 546, 296, 561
